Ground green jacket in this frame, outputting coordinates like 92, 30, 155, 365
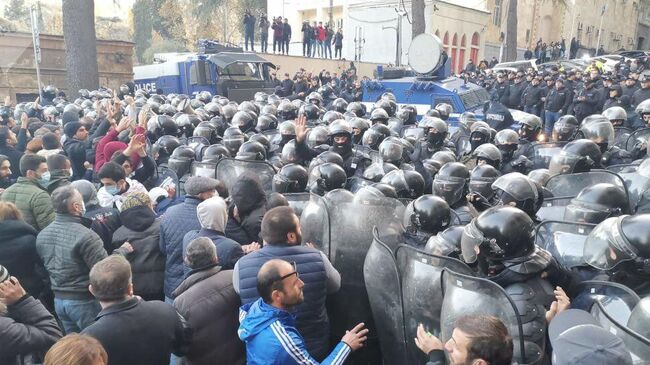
1, 177, 55, 231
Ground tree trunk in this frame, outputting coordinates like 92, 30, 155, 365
504, 0, 518, 61
412, 0, 425, 39
62, 0, 98, 98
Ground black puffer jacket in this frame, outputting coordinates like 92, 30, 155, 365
226, 172, 267, 245
112, 206, 165, 300
0, 219, 46, 299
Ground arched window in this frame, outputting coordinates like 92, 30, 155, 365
435, 29, 440, 37
451, 33, 458, 74
458, 34, 467, 73
470, 32, 480, 65
443, 32, 450, 55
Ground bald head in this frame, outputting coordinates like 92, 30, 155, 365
257, 259, 293, 303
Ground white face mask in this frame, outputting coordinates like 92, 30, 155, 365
69, 168, 74, 177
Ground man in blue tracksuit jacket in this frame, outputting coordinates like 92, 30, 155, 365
238, 259, 367, 365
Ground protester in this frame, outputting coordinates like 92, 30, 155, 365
45, 154, 72, 194
173, 237, 245, 365
225, 171, 267, 246
71, 179, 121, 252
44, 334, 108, 365
82, 255, 191, 365
96, 161, 148, 210
0, 154, 12, 190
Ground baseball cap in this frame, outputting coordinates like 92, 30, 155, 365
549, 309, 633, 365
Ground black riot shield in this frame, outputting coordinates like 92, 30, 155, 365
591, 299, 650, 364
215, 158, 277, 193
299, 193, 330, 255
190, 161, 217, 178
614, 126, 633, 150
534, 221, 596, 269
625, 127, 650, 152
284, 192, 311, 216
441, 269, 541, 365
364, 227, 408, 364
572, 280, 640, 321
531, 143, 565, 169
545, 170, 628, 199
395, 244, 474, 364
327, 196, 405, 364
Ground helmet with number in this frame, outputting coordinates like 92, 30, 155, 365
459, 112, 477, 130
273, 164, 308, 193
580, 114, 615, 150
256, 113, 278, 132
346, 101, 365, 117
222, 126, 246, 155
553, 115, 580, 142
307, 126, 330, 149
378, 138, 404, 165
563, 183, 630, 224
202, 144, 230, 162
300, 103, 322, 122
492, 172, 542, 218
236, 140, 267, 161
461, 206, 536, 265
519, 114, 543, 141
193, 122, 217, 143
168, 145, 195, 177
549, 139, 602, 175
602, 106, 627, 125
322, 110, 344, 125
408, 195, 452, 234
307, 92, 324, 106
153, 135, 181, 159
435, 103, 453, 121
222, 104, 237, 123
472, 143, 502, 169
231, 111, 256, 133
362, 162, 398, 182
362, 123, 391, 150
433, 162, 470, 206
331, 98, 348, 113
278, 100, 298, 121
370, 108, 389, 125
309, 162, 347, 193
469, 164, 500, 201
494, 129, 519, 160
380, 169, 425, 199
426, 226, 465, 259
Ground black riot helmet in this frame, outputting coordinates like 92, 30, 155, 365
307, 92, 324, 106
222, 126, 246, 156
494, 129, 519, 160
461, 206, 536, 265
202, 144, 230, 162
154, 135, 181, 159
203, 102, 223, 118
492, 172, 542, 219
378, 138, 404, 165
469, 164, 501, 201
518, 114, 543, 142
221, 104, 237, 123
193, 122, 217, 143
435, 103, 453, 121
231, 111, 256, 133
371, 182, 398, 199
168, 145, 195, 177
159, 104, 176, 116
380, 169, 425, 199
309, 151, 345, 173
553, 115, 579, 142
148, 115, 178, 139
328, 119, 353, 156
431, 150, 457, 166
433, 162, 470, 206
419, 116, 449, 148
280, 140, 299, 164
236, 141, 267, 161
349, 117, 370, 144
300, 103, 322, 122
249, 134, 271, 154
273, 163, 308, 193
425, 226, 465, 259
425, 109, 441, 118
374, 99, 395, 117
580, 114, 615, 152
409, 195, 452, 234
459, 112, 477, 130
472, 143, 502, 169
397, 105, 418, 125
261, 104, 277, 116
309, 162, 347, 193
469, 122, 492, 152
549, 139, 602, 175
346, 102, 365, 117
175, 114, 197, 138
563, 183, 630, 224
278, 100, 298, 121
369, 108, 390, 125
331, 98, 349, 113
322, 110, 344, 125
362, 123, 391, 150
278, 120, 296, 147
584, 214, 650, 277
256, 113, 278, 132
307, 126, 330, 149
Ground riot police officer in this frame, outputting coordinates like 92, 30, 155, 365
580, 114, 632, 166
563, 183, 630, 224
403, 195, 452, 248
467, 164, 501, 212
551, 115, 579, 142
548, 139, 602, 175
492, 172, 544, 221
432, 162, 478, 224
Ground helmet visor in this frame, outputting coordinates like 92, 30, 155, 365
584, 217, 636, 270
548, 153, 581, 176
433, 178, 464, 205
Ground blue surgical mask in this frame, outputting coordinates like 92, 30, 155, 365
38, 171, 51, 186
106, 185, 120, 196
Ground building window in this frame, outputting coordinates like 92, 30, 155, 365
526, 29, 530, 43
493, 0, 502, 26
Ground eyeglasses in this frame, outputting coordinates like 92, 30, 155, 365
276, 261, 299, 283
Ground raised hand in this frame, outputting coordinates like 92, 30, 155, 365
295, 113, 310, 143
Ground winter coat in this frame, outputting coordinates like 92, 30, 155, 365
35, 214, 107, 300
45, 170, 71, 195
0, 140, 24, 180
63, 137, 93, 181
84, 203, 121, 252
183, 229, 244, 273
82, 297, 191, 365
282, 23, 292, 40
173, 265, 245, 365
225, 172, 266, 245
0, 220, 46, 299
97, 178, 148, 211
0, 296, 62, 365
112, 206, 165, 299
160, 197, 202, 298
238, 298, 351, 365
2, 177, 55, 232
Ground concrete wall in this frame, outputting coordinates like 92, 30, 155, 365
0, 32, 134, 101
262, 53, 382, 79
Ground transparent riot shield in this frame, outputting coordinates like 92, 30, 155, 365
572, 280, 640, 323
327, 196, 405, 364
441, 269, 540, 365
353, 145, 382, 164
591, 299, 650, 364
625, 127, 650, 152
531, 143, 565, 169
346, 177, 373, 193
153, 167, 180, 197
534, 220, 596, 269
299, 193, 330, 255
364, 227, 408, 364
545, 170, 628, 199
609, 163, 650, 213
215, 158, 277, 193
395, 244, 474, 364
284, 192, 311, 216
607, 163, 641, 174
190, 161, 217, 178
535, 197, 572, 221
614, 126, 633, 150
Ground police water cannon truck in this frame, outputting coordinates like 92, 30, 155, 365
362, 33, 528, 129
134, 40, 277, 102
